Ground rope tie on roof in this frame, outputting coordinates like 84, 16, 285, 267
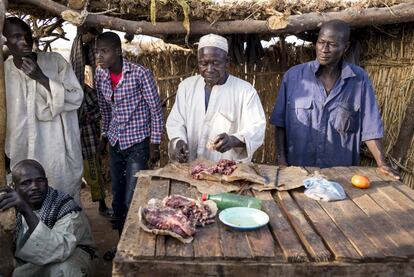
61, 0, 116, 26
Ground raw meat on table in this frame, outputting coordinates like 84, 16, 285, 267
140, 195, 217, 241
190, 159, 237, 180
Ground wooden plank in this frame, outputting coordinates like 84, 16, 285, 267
164, 180, 194, 259
150, 178, 171, 258
350, 167, 414, 239
246, 191, 282, 261
192, 188, 223, 260
291, 190, 361, 262
245, 226, 281, 260
343, 167, 414, 257
116, 177, 156, 260
325, 167, 412, 260
256, 191, 309, 262
396, 184, 414, 202
218, 213, 253, 260
277, 191, 332, 262
317, 198, 386, 261
302, 169, 388, 262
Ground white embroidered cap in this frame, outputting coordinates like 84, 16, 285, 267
198, 34, 228, 53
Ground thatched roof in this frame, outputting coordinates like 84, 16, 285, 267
9, 0, 412, 22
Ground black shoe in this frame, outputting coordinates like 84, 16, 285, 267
103, 248, 116, 261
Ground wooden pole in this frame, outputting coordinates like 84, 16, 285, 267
0, 1, 16, 275
17, 0, 414, 35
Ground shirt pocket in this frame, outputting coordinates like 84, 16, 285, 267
289, 98, 313, 127
331, 102, 360, 133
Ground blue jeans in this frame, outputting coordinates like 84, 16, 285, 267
109, 138, 149, 232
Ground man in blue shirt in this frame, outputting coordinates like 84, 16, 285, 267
270, 20, 399, 179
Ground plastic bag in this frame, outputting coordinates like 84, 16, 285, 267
303, 177, 346, 202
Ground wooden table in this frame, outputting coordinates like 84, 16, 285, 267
113, 166, 414, 276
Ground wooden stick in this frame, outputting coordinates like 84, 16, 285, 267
18, 0, 414, 35
0, 1, 16, 275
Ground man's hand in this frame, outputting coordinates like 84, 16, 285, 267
149, 143, 161, 164
378, 164, 400, 180
0, 189, 39, 234
21, 56, 50, 91
211, 133, 244, 153
174, 140, 189, 163
365, 139, 400, 180
0, 189, 29, 213
98, 136, 108, 156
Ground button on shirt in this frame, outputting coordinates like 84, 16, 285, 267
95, 60, 164, 150
270, 60, 384, 167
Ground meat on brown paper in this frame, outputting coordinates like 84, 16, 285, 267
138, 195, 218, 243
139, 158, 312, 193
139, 160, 240, 194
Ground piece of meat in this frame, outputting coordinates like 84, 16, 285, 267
163, 195, 214, 227
143, 207, 196, 238
210, 159, 237, 176
190, 163, 212, 180
163, 194, 195, 209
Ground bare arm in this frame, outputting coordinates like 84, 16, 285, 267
275, 126, 288, 167
365, 139, 400, 180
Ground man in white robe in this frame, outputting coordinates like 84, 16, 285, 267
3, 17, 83, 203
166, 34, 266, 163
0, 160, 96, 277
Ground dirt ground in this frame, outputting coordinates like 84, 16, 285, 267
81, 186, 118, 277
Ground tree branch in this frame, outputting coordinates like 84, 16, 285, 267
16, 0, 414, 35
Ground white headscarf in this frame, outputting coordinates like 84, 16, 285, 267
198, 34, 228, 53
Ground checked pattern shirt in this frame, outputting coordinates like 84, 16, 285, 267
95, 59, 163, 150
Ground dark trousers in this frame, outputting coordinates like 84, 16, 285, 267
109, 138, 149, 233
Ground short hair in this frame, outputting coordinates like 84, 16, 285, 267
4, 17, 32, 37
96, 31, 121, 49
319, 20, 350, 43
12, 159, 46, 184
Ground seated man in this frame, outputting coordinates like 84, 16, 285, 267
269, 20, 399, 179
166, 33, 266, 163
0, 159, 96, 276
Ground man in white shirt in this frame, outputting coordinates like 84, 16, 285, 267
0, 159, 96, 277
3, 17, 83, 204
166, 34, 266, 163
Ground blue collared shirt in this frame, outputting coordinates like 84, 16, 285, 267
270, 60, 384, 167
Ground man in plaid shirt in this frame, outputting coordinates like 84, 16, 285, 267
95, 32, 164, 237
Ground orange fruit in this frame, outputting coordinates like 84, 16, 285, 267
351, 175, 370, 189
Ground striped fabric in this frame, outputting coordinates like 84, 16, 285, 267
70, 33, 101, 159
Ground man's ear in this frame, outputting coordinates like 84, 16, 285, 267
225, 56, 230, 67
344, 41, 350, 53
116, 47, 122, 56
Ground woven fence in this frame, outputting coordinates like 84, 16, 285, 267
125, 24, 414, 188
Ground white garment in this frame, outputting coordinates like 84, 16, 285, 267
166, 74, 266, 162
5, 52, 84, 203
13, 212, 96, 277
